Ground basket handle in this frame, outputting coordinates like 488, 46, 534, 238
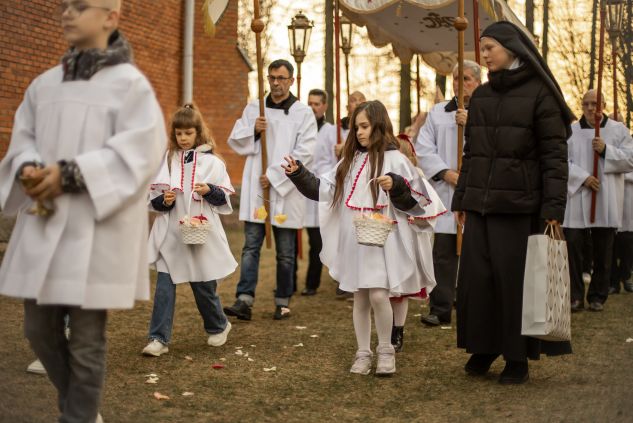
186, 191, 204, 218
360, 177, 391, 218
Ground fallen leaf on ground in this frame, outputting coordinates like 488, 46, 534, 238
153, 392, 170, 400
293, 343, 304, 347
182, 392, 194, 397
263, 367, 277, 372
212, 363, 225, 369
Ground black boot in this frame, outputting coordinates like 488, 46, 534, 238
498, 361, 529, 385
464, 353, 500, 376
223, 299, 252, 321
391, 326, 404, 352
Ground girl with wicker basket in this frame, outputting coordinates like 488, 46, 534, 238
389, 134, 446, 352
283, 100, 436, 376
143, 103, 237, 357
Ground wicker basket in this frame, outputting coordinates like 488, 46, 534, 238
179, 195, 211, 245
352, 180, 394, 247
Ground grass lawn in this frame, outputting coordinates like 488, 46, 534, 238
1, 222, 632, 422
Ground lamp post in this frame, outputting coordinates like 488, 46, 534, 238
288, 11, 313, 100
606, 0, 625, 121
339, 14, 353, 99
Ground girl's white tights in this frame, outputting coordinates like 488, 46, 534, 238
391, 298, 408, 327
353, 288, 393, 351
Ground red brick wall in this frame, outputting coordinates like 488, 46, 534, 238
0, 0, 249, 183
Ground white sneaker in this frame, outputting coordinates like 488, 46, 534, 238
207, 321, 231, 347
26, 359, 46, 375
95, 413, 104, 423
142, 340, 169, 357
375, 344, 396, 376
350, 350, 373, 375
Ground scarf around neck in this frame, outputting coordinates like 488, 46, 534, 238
61, 30, 133, 81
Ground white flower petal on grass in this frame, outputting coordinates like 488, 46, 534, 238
184, 356, 193, 361
250, 344, 256, 347
248, 358, 255, 362
626, 338, 633, 343
235, 350, 244, 356
220, 357, 226, 361
293, 343, 304, 347
235, 346, 243, 349
440, 326, 452, 330
145, 377, 159, 384
244, 352, 249, 357
295, 326, 307, 330
263, 366, 277, 372
310, 334, 319, 338
413, 314, 422, 317
153, 392, 170, 400
144, 373, 158, 378
182, 392, 194, 397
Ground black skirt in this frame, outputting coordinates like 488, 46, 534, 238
456, 212, 572, 361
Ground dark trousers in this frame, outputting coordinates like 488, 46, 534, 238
457, 213, 571, 361
305, 227, 323, 290
564, 227, 616, 304
582, 231, 594, 273
429, 233, 459, 322
24, 300, 107, 423
610, 231, 633, 289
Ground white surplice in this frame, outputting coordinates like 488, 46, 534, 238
304, 121, 334, 228
0, 64, 166, 309
318, 150, 440, 296
148, 148, 238, 284
415, 100, 461, 234
563, 119, 633, 229
228, 99, 317, 229
621, 172, 633, 232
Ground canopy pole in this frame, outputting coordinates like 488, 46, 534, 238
335, 0, 342, 145
252, 0, 272, 249
592, 2, 606, 224
454, 1, 468, 256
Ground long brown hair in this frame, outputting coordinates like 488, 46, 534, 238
168, 103, 218, 163
332, 100, 400, 206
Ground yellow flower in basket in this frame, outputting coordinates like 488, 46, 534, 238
253, 205, 268, 220
274, 214, 287, 224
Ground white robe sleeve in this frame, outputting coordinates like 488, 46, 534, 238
227, 103, 261, 156
604, 126, 633, 174
266, 108, 318, 197
75, 76, 166, 221
568, 161, 590, 196
0, 81, 43, 214
415, 110, 450, 179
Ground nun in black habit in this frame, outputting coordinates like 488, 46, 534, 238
451, 21, 575, 384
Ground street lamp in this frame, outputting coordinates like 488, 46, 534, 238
339, 14, 353, 99
288, 11, 313, 100
605, 0, 624, 121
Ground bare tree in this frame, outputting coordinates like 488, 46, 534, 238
588, 0, 599, 89
526, 0, 535, 35
399, 61, 412, 132
542, 0, 550, 62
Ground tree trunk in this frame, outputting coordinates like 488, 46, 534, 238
399, 62, 412, 133
436, 73, 447, 98
625, 0, 633, 127
542, 0, 550, 63
589, 0, 598, 89
525, 0, 534, 35
325, 0, 334, 122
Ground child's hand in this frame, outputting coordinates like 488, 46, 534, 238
376, 175, 393, 191
281, 156, 300, 174
24, 164, 63, 202
163, 190, 176, 206
194, 183, 210, 196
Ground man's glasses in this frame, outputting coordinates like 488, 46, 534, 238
58, 1, 111, 18
267, 75, 292, 83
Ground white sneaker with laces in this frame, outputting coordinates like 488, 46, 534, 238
350, 350, 373, 375
26, 359, 46, 375
375, 344, 396, 376
207, 321, 231, 347
142, 340, 169, 357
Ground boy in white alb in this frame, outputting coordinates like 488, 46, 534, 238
0, 1, 165, 421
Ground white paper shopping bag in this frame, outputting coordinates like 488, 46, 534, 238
521, 224, 571, 341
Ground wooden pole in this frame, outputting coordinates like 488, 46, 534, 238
612, 39, 618, 121
454, 1, 468, 255
335, 0, 342, 145
416, 55, 421, 115
345, 53, 350, 100
252, 0, 272, 249
592, 2, 606, 224
473, 0, 481, 64
297, 62, 302, 101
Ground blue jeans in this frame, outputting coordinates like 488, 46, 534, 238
236, 222, 297, 302
148, 272, 228, 344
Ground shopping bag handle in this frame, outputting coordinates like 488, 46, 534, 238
544, 222, 565, 241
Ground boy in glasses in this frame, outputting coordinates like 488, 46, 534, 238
226, 59, 317, 321
0, 1, 166, 421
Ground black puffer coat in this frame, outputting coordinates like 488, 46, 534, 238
451, 64, 569, 222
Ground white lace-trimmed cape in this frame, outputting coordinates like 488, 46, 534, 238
318, 150, 444, 295
148, 146, 237, 283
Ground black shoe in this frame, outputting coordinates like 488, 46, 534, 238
588, 301, 604, 312
336, 288, 353, 300
465, 353, 499, 376
301, 288, 317, 296
421, 314, 441, 327
273, 305, 291, 320
608, 286, 620, 295
391, 326, 404, 352
223, 300, 252, 321
498, 361, 529, 385
624, 280, 633, 292
570, 300, 584, 313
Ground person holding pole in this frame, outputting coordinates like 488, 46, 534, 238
416, 60, 481, 327
451, 21, 575, 384
226, 59, 317, 321
562, 90, 633, 312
